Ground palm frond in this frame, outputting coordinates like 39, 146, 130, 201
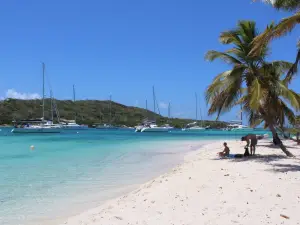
249, 78, 266, 110
272, 0, 300, 11
271, 61, 294, 74
277, 81, 300, 110
219, 30, 243, 45
280, 99, 296, 125
205, 50, 242, 65
284, 48, 300, 85
272, 12, 300, 38
206, 66, 245, 119
251, 13, 300, 55
248, 110, 263, 127
205, 71, 232, 104
237, 20, 258, 45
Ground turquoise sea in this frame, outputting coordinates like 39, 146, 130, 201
0, 128, 269, 225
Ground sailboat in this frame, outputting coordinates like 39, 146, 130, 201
136, 86, 172, 132
11, 63, 62, 133
60, 85, 88, 130
182, 93, 206, 132
227, 110, 253, 132
96, 95, 118, 130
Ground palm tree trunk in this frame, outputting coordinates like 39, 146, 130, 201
268, 124, 294, 157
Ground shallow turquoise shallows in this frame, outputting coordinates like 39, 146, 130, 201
0, 128, 269, 225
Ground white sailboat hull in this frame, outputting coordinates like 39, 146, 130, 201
62, 125, 88, 130
141, 127, 170, 132
11, 127, 61, 133
230, 128, 254, 132
182, 127, 206, 132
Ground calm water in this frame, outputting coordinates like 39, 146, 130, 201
0, 128, 269, 225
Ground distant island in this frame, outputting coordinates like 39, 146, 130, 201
0, 98, 228, 128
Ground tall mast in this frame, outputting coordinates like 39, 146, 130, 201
73, 84, 76, 121
50, 90, 54, 122
168, 102, 171, 118
42, 63, 45, 120
240, 105, 243, 125
146, 99, 148, 110
199, 103, 203, 127
195, 93, 198, 121
152, 86, 156, 113
109, 95, 112, 124
73, 84, 76, 102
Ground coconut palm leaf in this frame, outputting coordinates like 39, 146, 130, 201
251, 11, 300, 56
205, 50, 242, 65
270, 0, 300, 11
284, 48, 300, 85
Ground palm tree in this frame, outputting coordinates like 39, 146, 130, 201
252, 0, 300, 75
205, 20, 300, 157
295, 115, 300, 143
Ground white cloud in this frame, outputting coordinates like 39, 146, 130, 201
159, 102, 168, 109
4, 89, 41, 100
253, 0, 275, 4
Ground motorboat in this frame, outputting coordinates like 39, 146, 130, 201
96, 124, 118, 130
60, 120, 88, 130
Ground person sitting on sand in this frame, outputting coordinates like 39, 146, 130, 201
241, 134, 257, 155
218, 142, 230, 157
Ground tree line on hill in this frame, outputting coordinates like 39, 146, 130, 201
0, 98, 228, 128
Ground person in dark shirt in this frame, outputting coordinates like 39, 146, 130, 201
241, 134, 258, 155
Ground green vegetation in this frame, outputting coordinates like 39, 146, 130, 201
205, 20, 300, 156
0, 98, 227, 128
252, 0, 299, 76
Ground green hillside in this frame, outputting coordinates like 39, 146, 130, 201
0, 98, 227, 128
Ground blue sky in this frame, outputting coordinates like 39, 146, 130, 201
0, 0, 299, 122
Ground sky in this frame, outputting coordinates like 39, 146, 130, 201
0, 0, 299, 123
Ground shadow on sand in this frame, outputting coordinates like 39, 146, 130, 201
229, 154, 287, 163
257, 144, 299, 149
266, 163, 300, 173
225, 154, 300, 173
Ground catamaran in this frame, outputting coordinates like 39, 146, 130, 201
182, 93, 206, 132
182, 122, 206, 131
11, 63, 62, 133
227, 120, 253, 132
135, 86, 173, 133
135, 120, 172, 132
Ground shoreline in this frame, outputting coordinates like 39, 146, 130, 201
62, 139, 300, 225
28, 139, 212, 225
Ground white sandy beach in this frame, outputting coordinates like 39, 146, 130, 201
63, 139, 300, 225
